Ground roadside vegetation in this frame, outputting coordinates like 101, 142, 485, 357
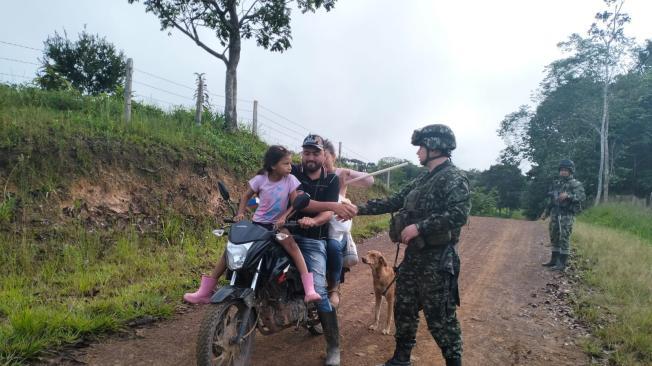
351, 214, 390, 241
572, 203, 652, 365
577, 203, 652, 244
0, 83, 266, 365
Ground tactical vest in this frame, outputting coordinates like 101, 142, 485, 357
549, 178, 583, 215
389, 163, 459, 248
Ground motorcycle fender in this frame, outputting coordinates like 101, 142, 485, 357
210, 286, 255, 307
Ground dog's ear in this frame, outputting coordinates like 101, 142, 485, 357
378, 255, 386, 266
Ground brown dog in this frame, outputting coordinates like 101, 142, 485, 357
361, 250, 395, 335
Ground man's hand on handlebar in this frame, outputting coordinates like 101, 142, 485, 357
233, 213, 245, 222
298, 217, 317, 229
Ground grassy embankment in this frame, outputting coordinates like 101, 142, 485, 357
572, 203, 652, 365
0, 84, 264, 365
0, 84, 390, 365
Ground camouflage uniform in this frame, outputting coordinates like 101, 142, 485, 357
359, 159, 471, 361
543, 176, 585, 255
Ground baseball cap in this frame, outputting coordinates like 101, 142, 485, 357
302, 134, 324, 150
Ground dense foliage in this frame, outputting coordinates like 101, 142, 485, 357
499, 4, 652, 218
36, 30, 126, 95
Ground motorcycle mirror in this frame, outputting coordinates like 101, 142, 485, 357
217, 181, 230, 201
292, 193, 311, 211
212, 229, 225, 237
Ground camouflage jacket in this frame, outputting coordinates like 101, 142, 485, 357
358, 160, 471, 247
544, 176, 585, 216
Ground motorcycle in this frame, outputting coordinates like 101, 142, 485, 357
196, 182, 323, 366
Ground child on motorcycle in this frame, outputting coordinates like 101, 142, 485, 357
183, 145, 322, 304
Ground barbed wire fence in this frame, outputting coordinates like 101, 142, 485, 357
0, 39, 373, 164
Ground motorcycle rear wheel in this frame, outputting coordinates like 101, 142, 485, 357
196, 300, 256, 366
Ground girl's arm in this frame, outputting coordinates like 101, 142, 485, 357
235, 187, 256, 221
341, 168, 374, 188
276, 190, 299, 228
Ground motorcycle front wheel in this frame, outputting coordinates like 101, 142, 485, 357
196, 299, 256, 366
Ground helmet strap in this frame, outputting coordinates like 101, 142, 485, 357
422, 148, 449, 166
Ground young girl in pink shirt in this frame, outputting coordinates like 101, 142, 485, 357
183, 145, 321, 304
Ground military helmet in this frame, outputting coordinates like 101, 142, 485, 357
559, 159, 575, 173
411, 124, 456, 153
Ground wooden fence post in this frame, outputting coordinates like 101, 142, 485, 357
195, 73, 205, 126
252, 100, 258, 136
123, 58, 133, 123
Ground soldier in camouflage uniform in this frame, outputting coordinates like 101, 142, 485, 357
355, 124, 470, 366
541, 159, 585, 271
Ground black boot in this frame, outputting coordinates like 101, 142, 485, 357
377, 338, 415, 366
445, 357, 462, 366
542, 252, 559, 267
552, 254, 568, 271
318, 309, 340, 366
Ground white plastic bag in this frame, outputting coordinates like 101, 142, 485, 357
342, 231, 358, 268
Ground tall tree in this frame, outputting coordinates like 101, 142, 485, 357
557, 0, 634, 203
130, 0, 336, 131
37, 30, 126, 95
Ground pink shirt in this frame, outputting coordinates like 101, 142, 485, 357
248, 173, 300, 224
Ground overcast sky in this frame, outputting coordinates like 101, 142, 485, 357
1, 0, 651, 170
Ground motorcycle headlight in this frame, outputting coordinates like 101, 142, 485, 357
226, 241, 253, 270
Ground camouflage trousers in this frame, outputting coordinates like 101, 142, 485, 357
394, 246, 462, 360
549, 213, 575, 255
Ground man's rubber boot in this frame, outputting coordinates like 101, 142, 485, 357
376, 338, 416, 366
445, 357, 462, 366
552, 254, 569, 271
542, 252, 559, 267
318, 309, 340, 366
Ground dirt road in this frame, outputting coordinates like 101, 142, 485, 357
51, 217, 589, 366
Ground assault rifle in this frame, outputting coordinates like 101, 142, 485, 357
548, 189, 562, 243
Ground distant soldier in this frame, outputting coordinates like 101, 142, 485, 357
541, 159, 585, 271
354, 124, 470, 366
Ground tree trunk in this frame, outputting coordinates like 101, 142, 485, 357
224, 64, 238, 131
603, 79, 610, 202
595, 78, 609, 205
223, 6, 242, 132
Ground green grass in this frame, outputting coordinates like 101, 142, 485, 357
571, 205, 652, 365
578, 203, 652, 244
0, 220, 225, 365
351, 214, 390, 241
